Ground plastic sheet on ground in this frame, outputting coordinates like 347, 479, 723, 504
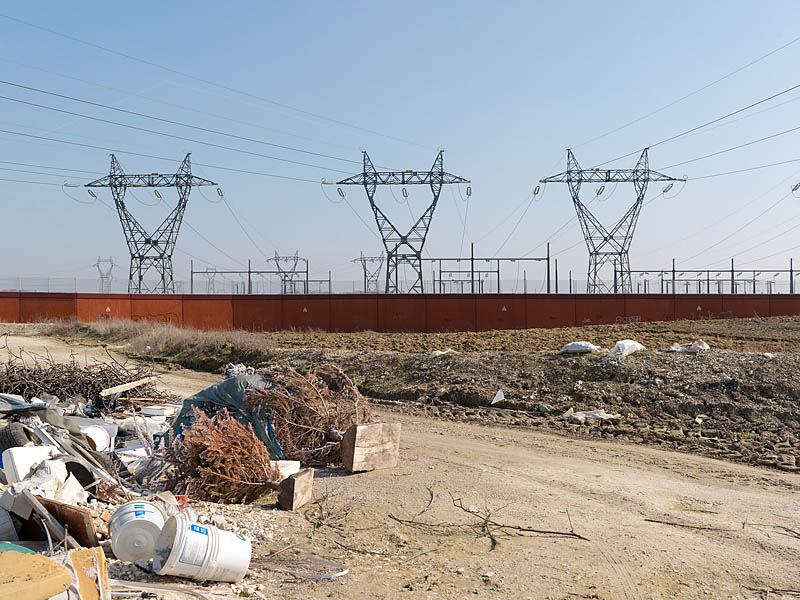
171, 374, 282, 459
563, 409, 622, 425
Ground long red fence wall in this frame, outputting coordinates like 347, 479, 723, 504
1, 292, 798, 332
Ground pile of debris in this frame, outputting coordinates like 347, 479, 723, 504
0, 357, 401, 598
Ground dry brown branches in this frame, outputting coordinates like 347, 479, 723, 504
0, 336, 169, 411
243, 364, 373, 465
388, 492, 589, 550
165, 407, 281, 504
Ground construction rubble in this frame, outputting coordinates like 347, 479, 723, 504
0, 358, 401, 599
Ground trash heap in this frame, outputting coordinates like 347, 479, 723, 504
0, 357, 400, 598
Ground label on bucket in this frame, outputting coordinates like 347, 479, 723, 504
134, 511, 145, 517
178, 524, 209, 567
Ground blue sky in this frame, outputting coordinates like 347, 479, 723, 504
2, 1, 800, 289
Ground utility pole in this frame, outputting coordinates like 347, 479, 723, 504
540, 149, 684, 293
86, 153, 216, 293
337, 151, 469, 293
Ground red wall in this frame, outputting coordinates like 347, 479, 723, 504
0, 293, 20, 323
6, 292, 800, 333
19, 293, 76, 322
76, 295, 132, 322
183, 296, 234, 330
232, 297, 282, 331
130, 296, 183, 326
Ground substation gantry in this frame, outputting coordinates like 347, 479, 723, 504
540, 148, 684, 294
337, 151, 469, 293
86, 154, 216, 294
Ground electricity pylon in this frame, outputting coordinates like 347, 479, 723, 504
94, 256, 116, 293
86, 153, 216, 293
337, 151, 469, 293
353, 252, 384, 293
540, 148, 684, 293
269, 251, 308, 294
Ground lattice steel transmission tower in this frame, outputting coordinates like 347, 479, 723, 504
202, 267, 217, 294
337, 151, 469, 293
86, 154, 216, 294
353, 252, 384, 293
540, 148, 684, 293
94, 257, 116, 293
269, 252, 309, 294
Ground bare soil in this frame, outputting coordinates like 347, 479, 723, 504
1, 322, 799, 598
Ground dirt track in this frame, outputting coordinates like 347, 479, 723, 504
1, 331, 799, 598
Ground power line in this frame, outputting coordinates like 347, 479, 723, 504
661, 123, 800, 170
0, 93, 352, 173
691, 157, 800, 180
576, 33, 800, 149
0, 79, 363, 166
0, 12, 427, 149
598, 80, 800, 166
0, 159, 102, 174
0, 128, 322, 183
0, 55, 356, 153
680, 190, 794, 264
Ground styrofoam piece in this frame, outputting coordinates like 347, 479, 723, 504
141, 405, 178, 417
2, 445, 60, 484
153, 512, 250, 582
109, 500, 168, 563
275, 460, 301, 480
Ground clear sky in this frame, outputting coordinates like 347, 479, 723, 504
2, 1, 800, 290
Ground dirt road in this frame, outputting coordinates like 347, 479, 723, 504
2, 332, 797, 598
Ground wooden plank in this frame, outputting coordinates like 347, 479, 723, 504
69, 547, 110, 600
340, 423, 401, 473
277, 468, 314, 511
37, 497, 98, 548
20, 489, 81, 549
99, 377, 156, 398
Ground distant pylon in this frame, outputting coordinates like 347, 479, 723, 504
353, 252, 384, 293
94, 256, 116, 293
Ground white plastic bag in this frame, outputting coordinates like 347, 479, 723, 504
559, 341, 600, 354
609, 339, 645, 358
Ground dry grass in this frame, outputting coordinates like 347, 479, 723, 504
47, 319, 273, 370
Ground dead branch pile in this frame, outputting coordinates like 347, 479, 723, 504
243, 363, 373, 465
164, 407, 281, 504
0, 338, 168, 410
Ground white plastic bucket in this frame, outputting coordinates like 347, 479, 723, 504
109, 500, 168, 562
153, 512, 251, 582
